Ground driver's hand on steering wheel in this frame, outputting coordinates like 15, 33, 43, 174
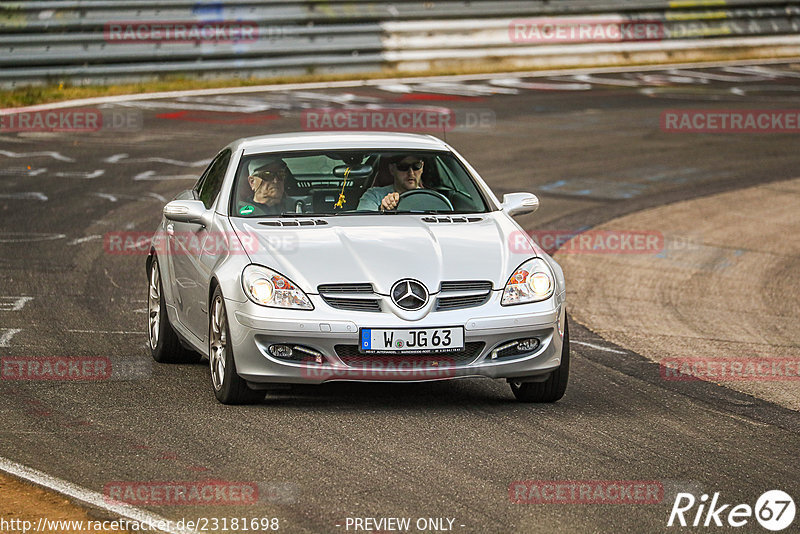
380, 192, 400, 211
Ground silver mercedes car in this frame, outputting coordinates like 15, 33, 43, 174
146, 132, 568, 404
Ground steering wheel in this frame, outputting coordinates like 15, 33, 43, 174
395, 189, 454, 212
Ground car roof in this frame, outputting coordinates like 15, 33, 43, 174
233, 131, 451, 154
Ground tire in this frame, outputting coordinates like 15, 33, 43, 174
509, 316, 570, 403
208, 286, 265, 405
147, 256, 201, 364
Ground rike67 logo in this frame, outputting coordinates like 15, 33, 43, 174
668, 490, 795, 531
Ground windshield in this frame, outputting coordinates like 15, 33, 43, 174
230, 149, 490, 217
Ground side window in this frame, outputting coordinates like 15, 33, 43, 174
197, 150, 231, 209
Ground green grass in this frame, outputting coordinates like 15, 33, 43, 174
0, 74, 362, 108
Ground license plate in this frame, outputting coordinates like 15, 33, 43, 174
359, 327, 464, 354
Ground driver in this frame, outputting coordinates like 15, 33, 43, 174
239, 157, 293, 216
357, 154, 424, 211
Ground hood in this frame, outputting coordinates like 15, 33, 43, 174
229, 214, 544, 295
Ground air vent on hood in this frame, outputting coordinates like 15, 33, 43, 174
259, 219, 328, 227
420, 216, 483, 223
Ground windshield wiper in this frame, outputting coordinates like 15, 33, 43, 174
347, 210, 396, 214
276, 212, 337, 217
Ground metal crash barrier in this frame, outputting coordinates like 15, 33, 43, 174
1, 1, 799, 87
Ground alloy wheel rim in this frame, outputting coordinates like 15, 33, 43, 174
148, 262, 160, 350
209, 296, 227, 391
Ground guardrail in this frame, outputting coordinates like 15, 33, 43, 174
1, 1, 799, 88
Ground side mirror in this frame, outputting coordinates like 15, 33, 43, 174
501, 193, 539, 217
163, 200, 211, 226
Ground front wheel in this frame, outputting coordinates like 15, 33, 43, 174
509, 317, 570, 403
209, 287, 265, 405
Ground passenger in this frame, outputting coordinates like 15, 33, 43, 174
357, 154, 424, 211
239, 157, 293, 216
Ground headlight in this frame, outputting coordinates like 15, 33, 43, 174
502, 258, 555, 305
242, 265, 313, 310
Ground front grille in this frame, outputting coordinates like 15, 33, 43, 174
334, 342, 485, 367
436, 294, 489, 310
440, 281, 493, 292
319, 283, 381, 312
436, 280, 492, 311
322, 297, 381, 312
318, 283, 374, 294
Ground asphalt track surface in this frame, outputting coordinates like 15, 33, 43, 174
1, 61, 800, 533
557, 177, 800, 412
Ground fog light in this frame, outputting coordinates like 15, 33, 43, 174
269, 344, 293, 358
491, 341, 518, 360
517, 338, 539, 351
490, 337, 541, 360
293, 345, 324, 364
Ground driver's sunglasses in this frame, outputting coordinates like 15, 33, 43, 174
253, 169, 286, 182
394, 161, 423, 172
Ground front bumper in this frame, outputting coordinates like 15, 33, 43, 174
228, 291, 566, 385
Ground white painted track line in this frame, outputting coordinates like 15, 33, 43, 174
0, 457, 198, 534
572, 340, 627, 354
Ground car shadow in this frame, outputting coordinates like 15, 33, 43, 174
253, 380, 570, 411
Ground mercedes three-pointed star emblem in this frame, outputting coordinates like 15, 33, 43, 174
390, 279, 429, 311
